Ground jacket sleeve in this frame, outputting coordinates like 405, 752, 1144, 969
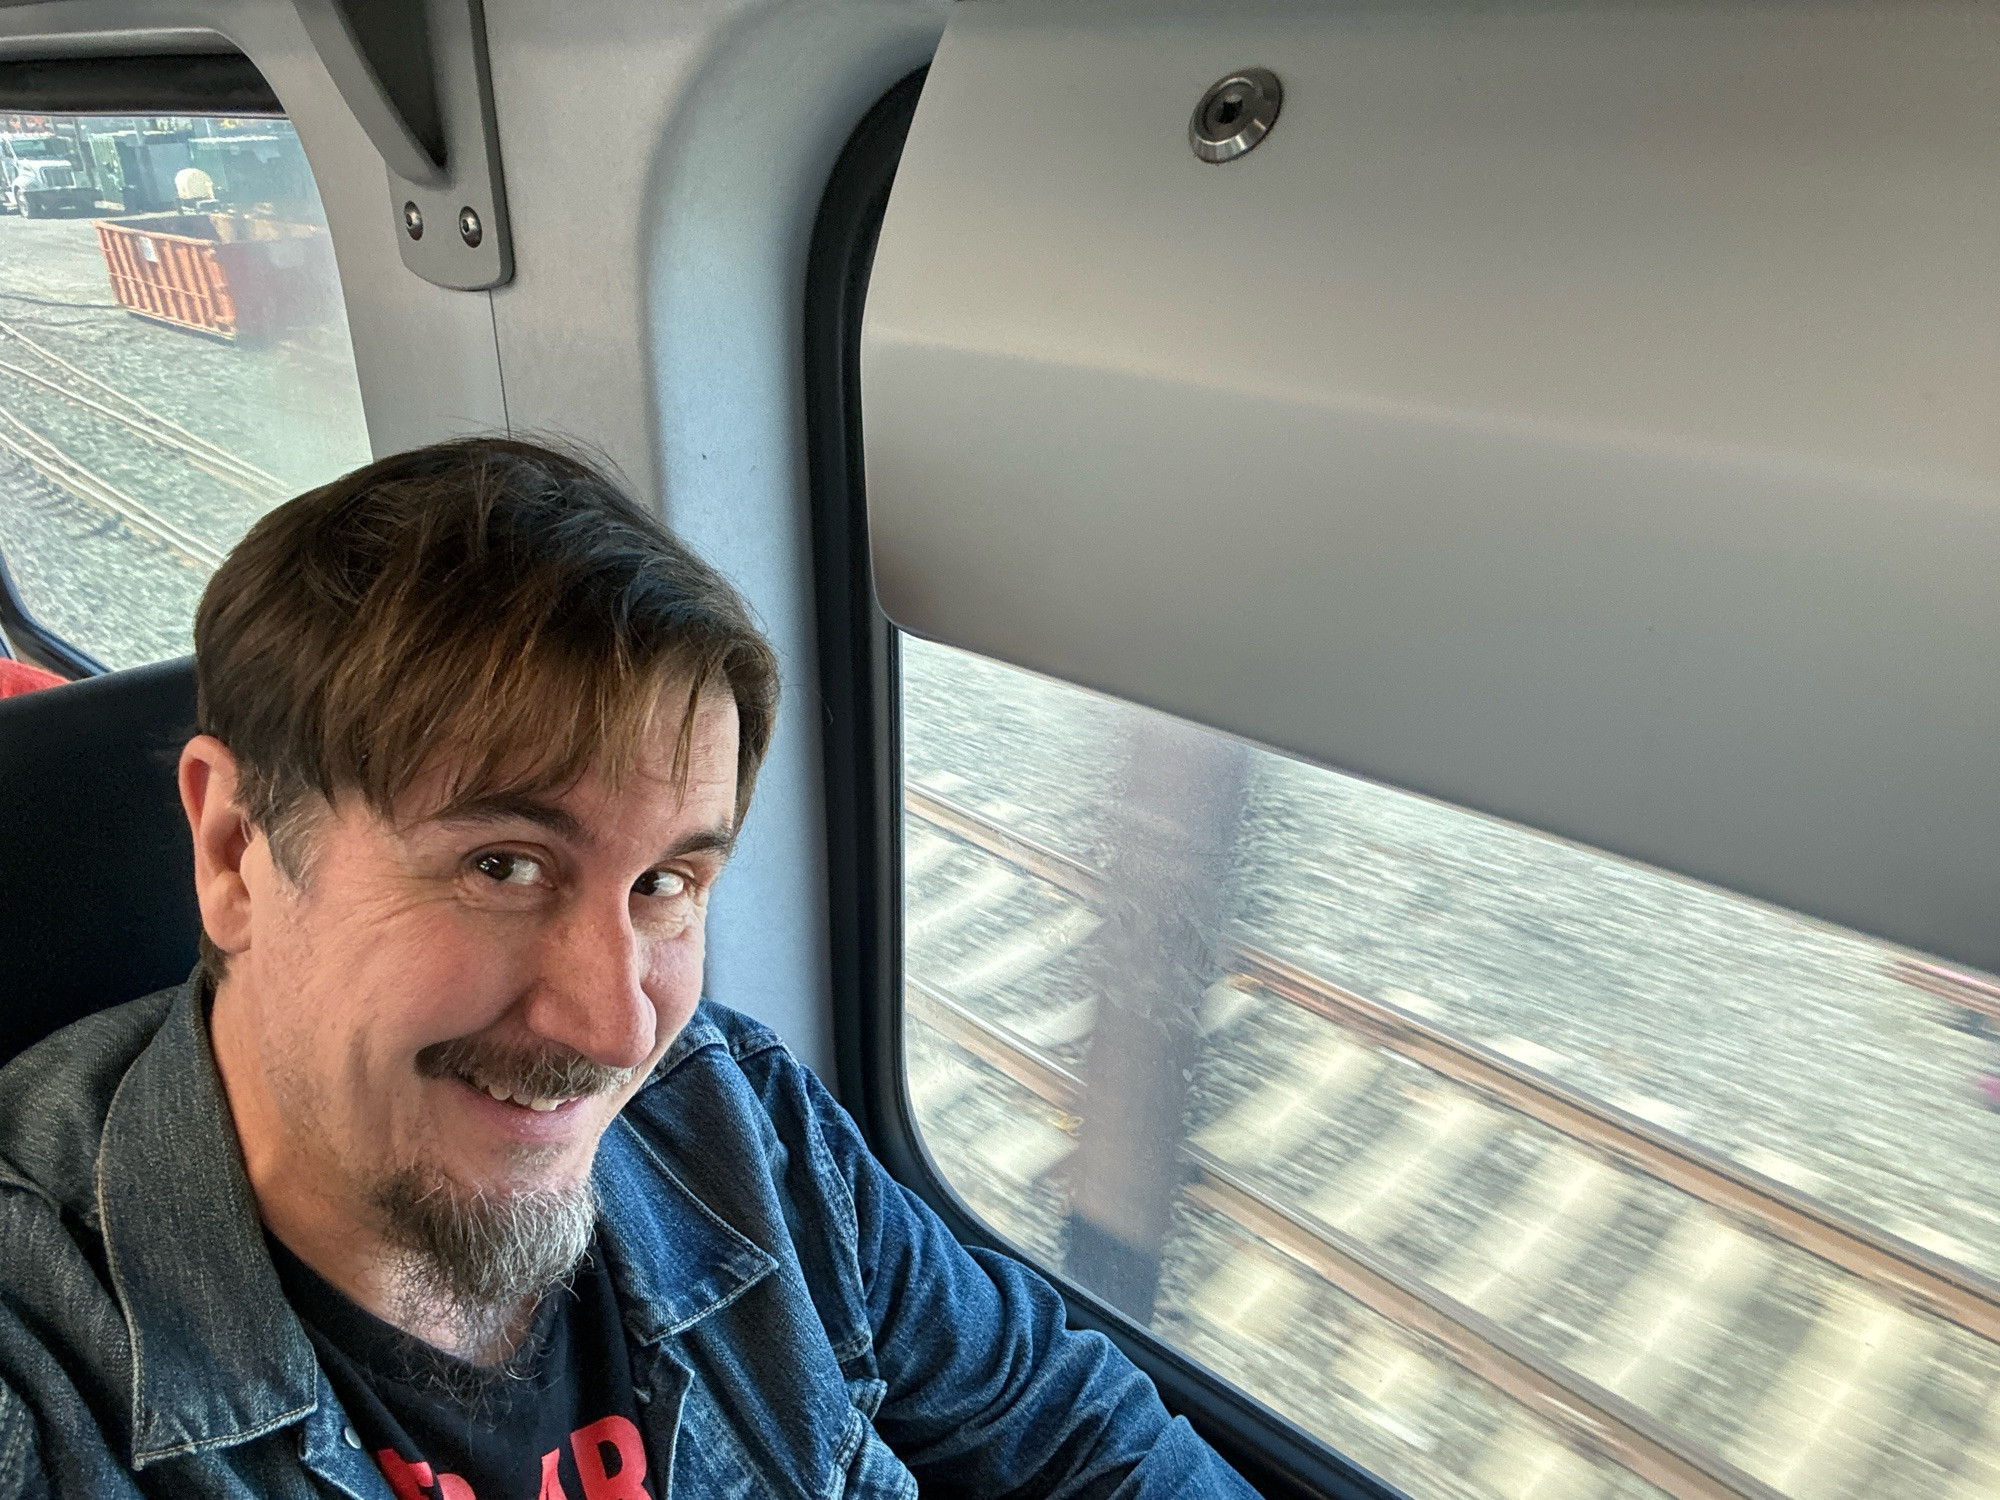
799, 1068, 1258, 1500
0, 1377, 51, 1500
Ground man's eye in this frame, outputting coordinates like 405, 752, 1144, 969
634, 869, 688, 899
473, 852, 543, 886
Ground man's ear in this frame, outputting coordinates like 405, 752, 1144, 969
180, 735, 256, 964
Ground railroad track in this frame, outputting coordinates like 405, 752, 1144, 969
902, 783, 2000, 1500
0, 318, 283, 573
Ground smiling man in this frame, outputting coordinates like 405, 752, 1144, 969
0, 440, 1256, 1500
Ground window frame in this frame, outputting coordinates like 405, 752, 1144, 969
0, 541, 103, 677
804, 69, 1405, 1500
0, 48, 289, 680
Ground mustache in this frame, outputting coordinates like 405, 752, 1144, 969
415, 1035, 638, 1102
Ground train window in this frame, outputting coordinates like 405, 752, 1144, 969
901, 632, 2000, 1500
0, 112, 367, 672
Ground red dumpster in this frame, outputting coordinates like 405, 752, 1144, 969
93, 212, 336, 343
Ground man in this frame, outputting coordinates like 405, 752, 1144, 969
0, 440, 1256, 1498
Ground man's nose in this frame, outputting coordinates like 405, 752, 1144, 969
522, 891, 657, 1072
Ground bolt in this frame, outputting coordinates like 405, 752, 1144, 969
458, 206, 483, 249
402, 201, 423, 240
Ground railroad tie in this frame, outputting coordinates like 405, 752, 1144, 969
1331, 1326, 1449, 1455
1305, 1089, 1502, 1246
1727, 1279, 1938, 1500
971, 1111, 1076, 1189
1187, 1244, 1311, 1345
904, 864, 1018, 944
1429, 1146, 1627, 1323
1008, 993, 1099, 1051
1197, 979, 1259, 1038
902, 824, 960, 881
1190, 1031, 1381, 1166
1946, 1384, 2000, 1500
906, 1045, 981, 1123
944, 906, 1100, 999
1474, 1414, 1612, 1500
1561, 1206, 1771, 1414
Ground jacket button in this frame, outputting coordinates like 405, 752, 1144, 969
343, 1425, 362, 1449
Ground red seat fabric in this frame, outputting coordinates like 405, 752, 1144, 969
0, 659, 65, 698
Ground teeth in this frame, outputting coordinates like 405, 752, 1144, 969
462, 1073, 566, 1112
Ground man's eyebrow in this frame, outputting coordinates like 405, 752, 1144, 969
434, 793, 591, 845
436, 798, 738, 863
664, 825, 739, 863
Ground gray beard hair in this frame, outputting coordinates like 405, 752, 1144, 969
372, 1165, 598, 1357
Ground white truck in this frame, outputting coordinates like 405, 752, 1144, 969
0, 134, 96, 217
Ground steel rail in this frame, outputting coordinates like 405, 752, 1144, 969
905, 785, 1101, 902
1232, 948, 2000, 1344
0, 318, 286, 494
0, 405, 227, 570
1184, 1159, 1784, 1500
903, 973, 1779, 1500
903, 782, 2000, 1345
906, 979, 1083, 1109
0, 410, 224, 569
0, 355, 281, 501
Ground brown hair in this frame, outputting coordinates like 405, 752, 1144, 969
193, 437, 779, 978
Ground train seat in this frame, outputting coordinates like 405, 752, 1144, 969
0, 657, 199, 1065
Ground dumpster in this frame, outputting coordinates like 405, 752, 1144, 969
93, 212, 335, 342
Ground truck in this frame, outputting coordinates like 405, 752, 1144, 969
0, 133, 95, 217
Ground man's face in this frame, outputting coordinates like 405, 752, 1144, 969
216, 685, 740, 1231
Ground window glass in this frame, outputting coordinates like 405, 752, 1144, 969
0, 112, 369, 671
902, 633, 2000, 1500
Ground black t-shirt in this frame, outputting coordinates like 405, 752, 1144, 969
270, 1235, 657, 1500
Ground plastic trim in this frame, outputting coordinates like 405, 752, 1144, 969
0, 52, 281, 114
804, 67, 1405, 1500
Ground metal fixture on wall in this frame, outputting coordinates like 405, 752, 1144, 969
292, 0, 513, 289
1189, 67, 1280, 163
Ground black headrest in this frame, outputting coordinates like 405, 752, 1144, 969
0, 658, 199, 1064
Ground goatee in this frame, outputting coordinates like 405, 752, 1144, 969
373, 1165, 598, 1356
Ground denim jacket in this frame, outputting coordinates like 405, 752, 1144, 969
0, 977, 1256, 1499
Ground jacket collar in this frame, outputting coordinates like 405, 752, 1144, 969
592, 1014, 778, 1347
95, 984, 774, 1466
95, 976, 321, 1468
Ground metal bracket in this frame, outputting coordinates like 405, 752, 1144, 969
293, 0, 513, 289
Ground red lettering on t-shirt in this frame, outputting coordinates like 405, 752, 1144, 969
375, 1450, 479, 1500
570, 1415, 647, 1500
376, 1452, 436, 1500
538, 1448, 569, 1500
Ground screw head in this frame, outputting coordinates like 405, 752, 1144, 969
458, 206, 483, 248
1190, 68, 1282, 163
402, 201, 423, 240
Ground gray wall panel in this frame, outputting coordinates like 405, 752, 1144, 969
863, 0, 2000, 970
